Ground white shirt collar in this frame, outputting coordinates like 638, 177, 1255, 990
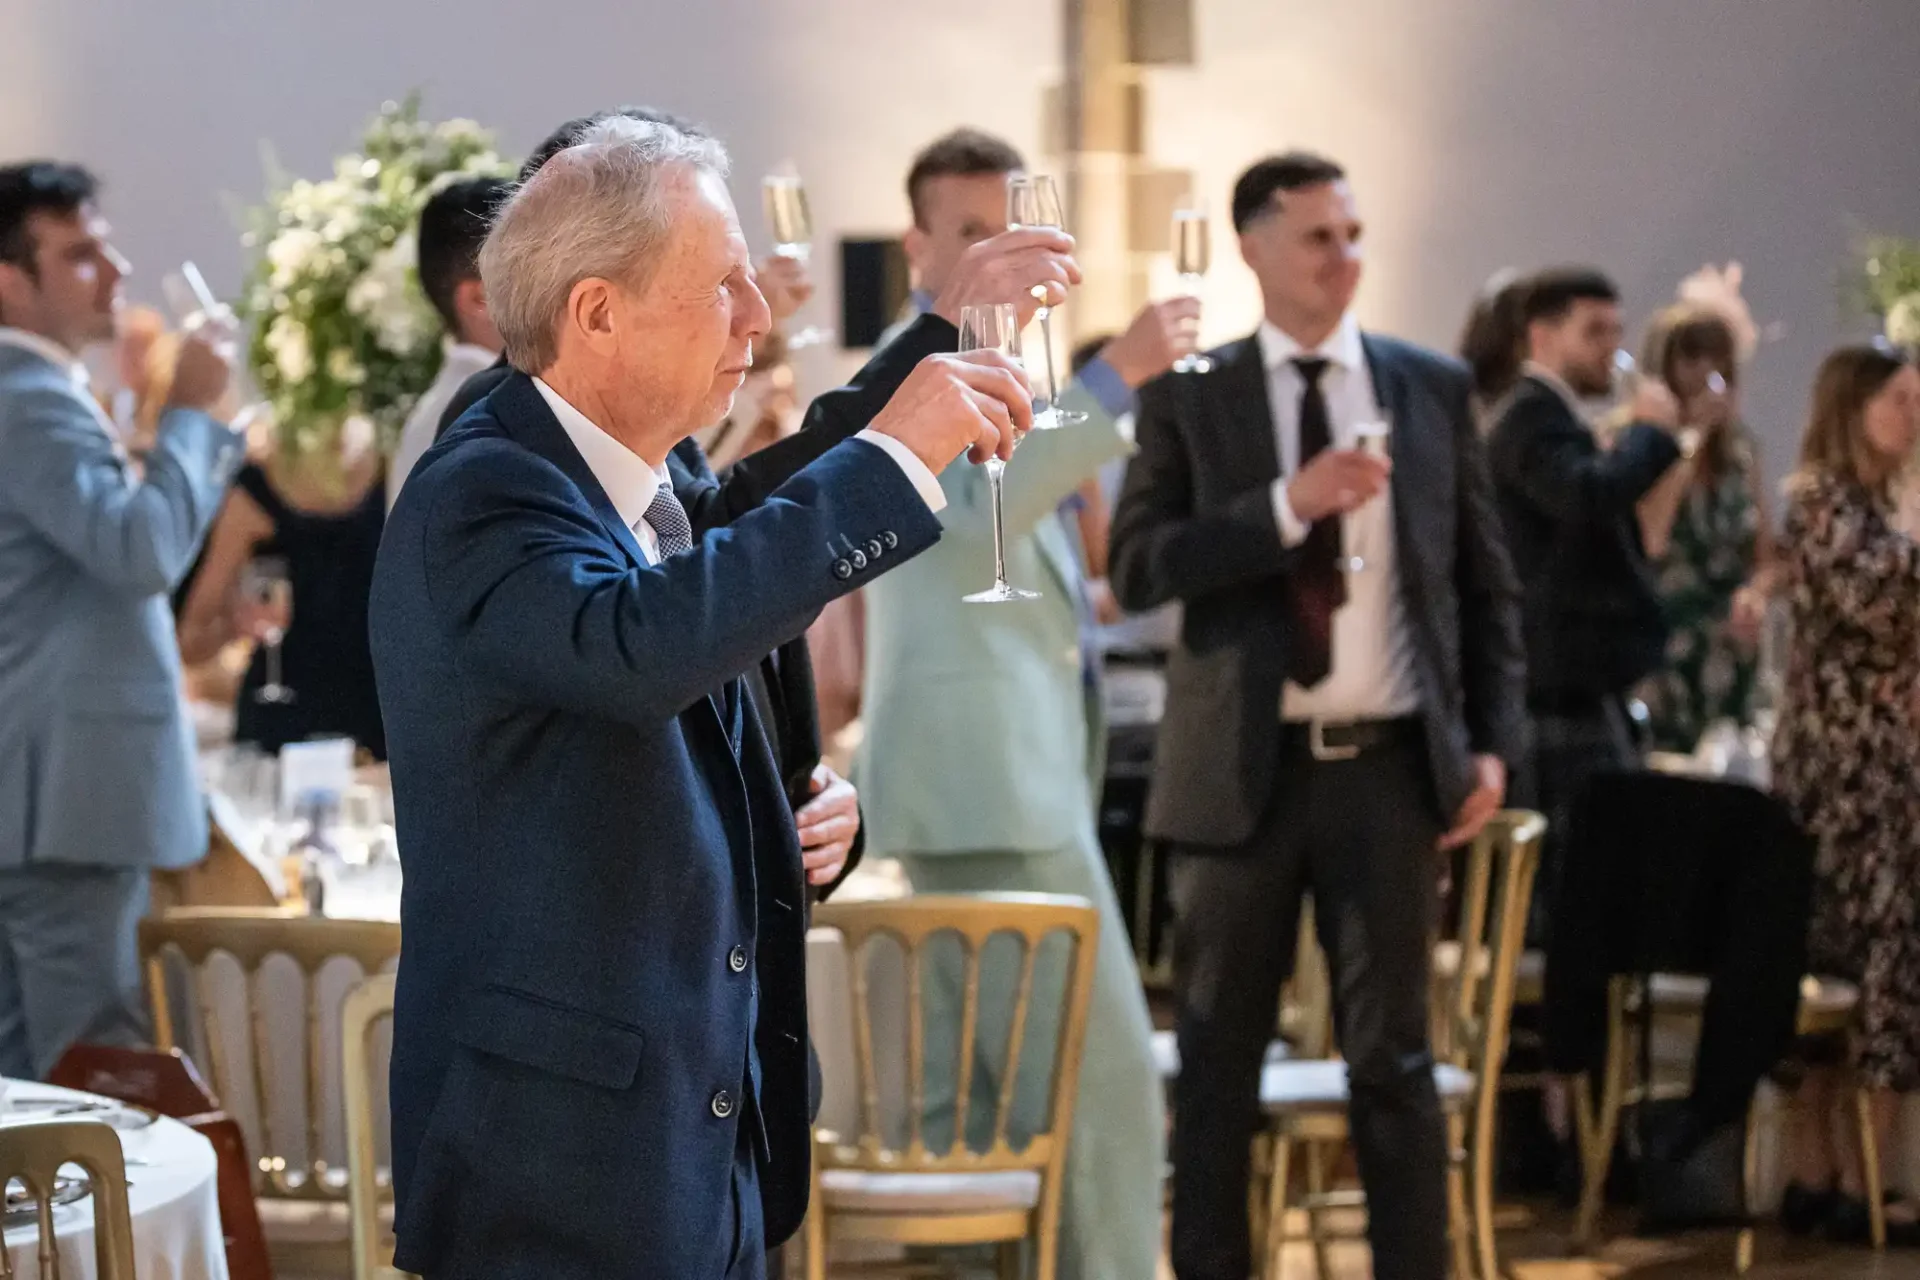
532, 377, 667, 538
0, 327, 86, 384
1521, 360, 1585, 414
1257, 313, 1364, 374
439, 341, 500, 384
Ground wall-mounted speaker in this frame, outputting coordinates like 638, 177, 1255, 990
839, 237, 911, 350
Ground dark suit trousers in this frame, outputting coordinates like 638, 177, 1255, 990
1169, 730, 1447, 1280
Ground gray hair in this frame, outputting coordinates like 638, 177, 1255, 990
479, 115, 730, 373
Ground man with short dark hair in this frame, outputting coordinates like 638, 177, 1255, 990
859, 127, 1200, 1280
1486, 267, 1683, 937
1113, 150, 1525, 1280
388, 175, 511, 505
0, 162, 241, 1076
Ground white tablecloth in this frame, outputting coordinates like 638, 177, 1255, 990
1, 1082, 228, 1280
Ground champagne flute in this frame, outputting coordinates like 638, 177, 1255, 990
762, 168, 833, 350
1006, 175, 1085, 429
1171, 200, 1213, 374
959, 303, 1039, 604
1342, 419, 1392, 573
241, 556, 297, 705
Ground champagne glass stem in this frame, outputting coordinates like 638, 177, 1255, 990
1035, 305, 1062, 414
987, 458, 1010, 593
267, 635, 284, 695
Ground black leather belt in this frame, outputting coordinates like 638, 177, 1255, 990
1281, 716, 1423, 762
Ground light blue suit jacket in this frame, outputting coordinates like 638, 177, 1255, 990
856, 312, 1131, 856
0, 339, 240, 870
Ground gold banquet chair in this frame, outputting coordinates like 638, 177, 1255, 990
0, 1119, 138, 1280
140, 908, 403, 1272
1259, 811, 1544, 1280
804, 894, 1101, 1280
343, 972, 416, 1280
1571, 971, 1874, 1255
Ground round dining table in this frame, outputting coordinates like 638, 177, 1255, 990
1, 1081, 228, 1280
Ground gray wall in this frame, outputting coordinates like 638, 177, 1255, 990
3, 0, 1916, 475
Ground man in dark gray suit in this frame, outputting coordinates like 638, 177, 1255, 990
0, 162, 241, 1077
1110, 151, 1526, 1280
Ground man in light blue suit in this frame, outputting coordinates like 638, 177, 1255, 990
0, 162, 242, 1078
856, 129, 1200, 1280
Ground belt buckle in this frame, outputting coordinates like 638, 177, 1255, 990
1309, 719, 1361, 763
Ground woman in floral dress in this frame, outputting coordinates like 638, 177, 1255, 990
1634, 306, 1777, 751
1771, 345, 1920, 1241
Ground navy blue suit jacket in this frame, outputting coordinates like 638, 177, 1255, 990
370, 371, 941, 1278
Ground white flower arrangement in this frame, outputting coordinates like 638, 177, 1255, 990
1858, 234, 1920, 354
239, 98, 510, 462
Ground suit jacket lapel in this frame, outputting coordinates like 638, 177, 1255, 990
1363, 334, 1441, 611
1213, 336, 1280, 486
492, 373, 651, 572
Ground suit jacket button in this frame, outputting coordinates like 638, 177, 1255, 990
849, 550, 868, 570
711, 1090, 735, 1119
882, 531, 899, 549
866, 538, 884, 559
833, 559, 853, 580
728, 945, 749, 973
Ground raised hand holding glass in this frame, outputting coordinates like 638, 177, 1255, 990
1005, 175, 1085, 428
958, 303, 1040, 604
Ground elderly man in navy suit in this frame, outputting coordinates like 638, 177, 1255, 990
371, 116, 1066, 1279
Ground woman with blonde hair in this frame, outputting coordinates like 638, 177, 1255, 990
1771, 344, 1920, 1242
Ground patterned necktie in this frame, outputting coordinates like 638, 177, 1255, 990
642, 485, 694, 560
1287, 357, 1347, 688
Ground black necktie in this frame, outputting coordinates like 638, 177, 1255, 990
1287, 357, 1347, 687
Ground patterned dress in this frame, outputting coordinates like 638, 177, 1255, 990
1771, 473, 1920, 1089
1637, 442, 1762, 752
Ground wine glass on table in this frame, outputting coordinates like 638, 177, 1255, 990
1006, 175, 1084, 429
1341, 419, 1392, 573
762, 167, 833, 350
958, 303, 1039, 605
240, 556, 296, 705
1171, 199, 1213, 374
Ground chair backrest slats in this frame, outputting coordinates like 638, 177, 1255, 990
139, 908, 402, 1201
0, 1120, 139, 1280
342, 972, 404, 1280
813, 894, 1100, 1183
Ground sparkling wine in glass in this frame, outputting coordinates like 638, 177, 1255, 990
1171, 201, 1213, 374
241, 556, 297, 705
1342, 420, 1392, 573
959, 303, 1039, 604
1006, 175, 1085, 429
762, 168, 833, 350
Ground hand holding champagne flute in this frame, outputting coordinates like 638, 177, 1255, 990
1006, 175, 1085, 429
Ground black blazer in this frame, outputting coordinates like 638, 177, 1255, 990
1484, 375, 1680, 701
372, 372, 943, 1278
1110, 331, 1527, 848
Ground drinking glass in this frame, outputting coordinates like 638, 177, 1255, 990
1342, 419, 1392, 573
1005, 175, 1085, 429
958, 303, 1039, 604
1171, 200, 1213, 374
761, 168, 833, 350
241, 556, 296, 705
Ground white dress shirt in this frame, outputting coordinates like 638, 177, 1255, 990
532, 378, 946, 567
1256, 316, 1422, 722
389, 341, 503, 510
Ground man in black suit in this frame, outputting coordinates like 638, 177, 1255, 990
1484, 268, 1682, 940
373, 116, 1053, 1279
1111, 151, 1526, 1280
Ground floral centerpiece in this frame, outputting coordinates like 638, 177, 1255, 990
1858, 234, 1920, 352
238, 98, 511, 465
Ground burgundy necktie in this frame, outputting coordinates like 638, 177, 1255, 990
1287, 357, 1346, 687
